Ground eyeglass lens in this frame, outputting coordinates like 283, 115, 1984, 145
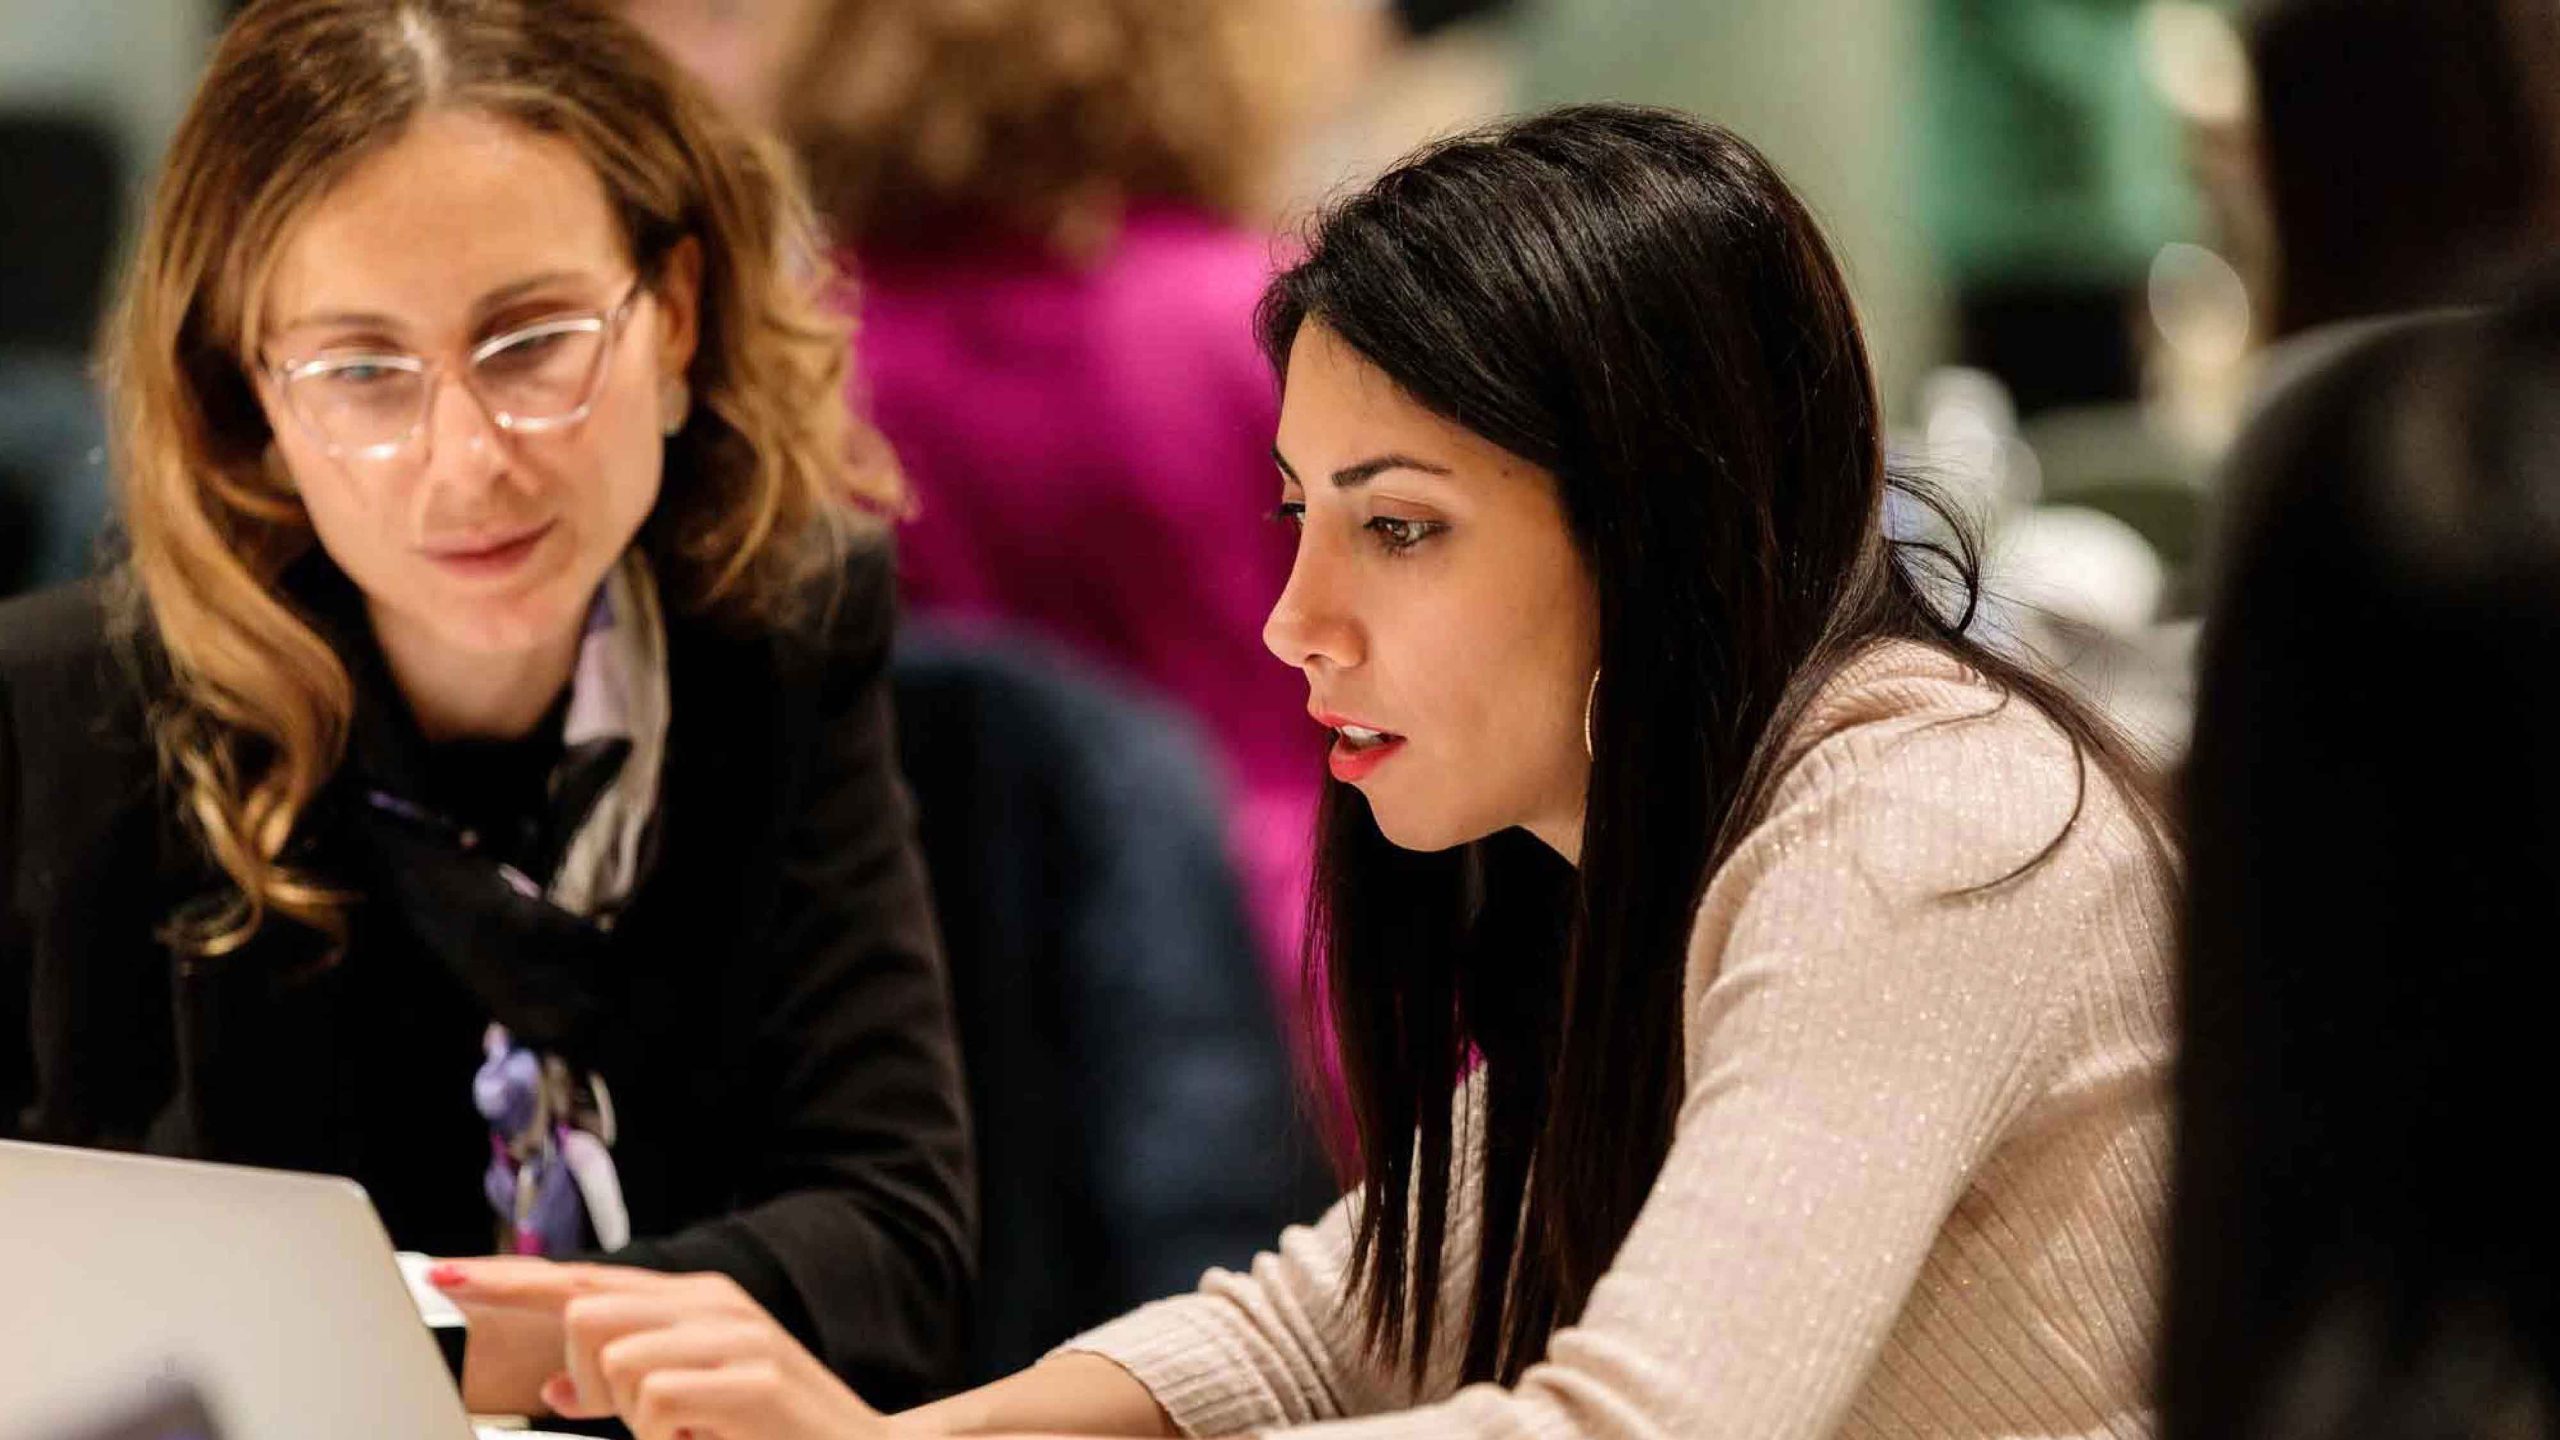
284, 315, 612, 455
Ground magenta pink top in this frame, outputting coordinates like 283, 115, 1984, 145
843, 202, 1319, 1002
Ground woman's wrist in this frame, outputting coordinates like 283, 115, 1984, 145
887, 1385, 1000, 1436
883, 1353, 1177, 1438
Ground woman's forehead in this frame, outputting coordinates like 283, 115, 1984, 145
1277, 322, 1544, 495
257, 109, 630, 342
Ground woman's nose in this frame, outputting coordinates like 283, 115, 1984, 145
1263, 539, 1362, 673
416, 369, 508, 491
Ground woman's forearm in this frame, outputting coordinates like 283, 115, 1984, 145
889, 1353, 1181, 1438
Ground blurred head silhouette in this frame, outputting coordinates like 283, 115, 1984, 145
2167, 279, 2560, 1439
621, 0, 1310, 254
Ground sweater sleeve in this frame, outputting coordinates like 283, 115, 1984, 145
1080, 682, 2154, 1439
1057, 1191, 1381, 1436
1055, 1068, 1496, 1435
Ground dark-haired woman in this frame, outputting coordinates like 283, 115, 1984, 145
439, 103, 2179, 1440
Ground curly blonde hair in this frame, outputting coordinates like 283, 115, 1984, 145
105, 0, 892, 954
780, 0, 1309, 255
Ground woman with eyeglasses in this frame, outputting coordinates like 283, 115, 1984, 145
0, 0, 970, 1416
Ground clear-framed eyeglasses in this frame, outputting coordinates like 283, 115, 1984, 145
263, 278, 647, 462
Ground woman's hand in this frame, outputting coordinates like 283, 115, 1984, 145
433, 1258, 892, 1440
447, 1268, 569, 1416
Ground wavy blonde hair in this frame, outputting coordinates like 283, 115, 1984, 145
106, 0, 891, 955
780, 0, 1310, 255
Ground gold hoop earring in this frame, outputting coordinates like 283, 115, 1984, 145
1584, 668, 1600, 760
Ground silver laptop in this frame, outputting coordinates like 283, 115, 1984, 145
0, 1139, 477, 1440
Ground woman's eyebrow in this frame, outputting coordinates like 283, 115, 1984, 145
271, 270, 596, 339
1270, 446, 1454, 488
271, 305, 403, 337
470, 270, 595, 320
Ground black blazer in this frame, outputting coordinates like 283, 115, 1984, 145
0, 546, 973, 1407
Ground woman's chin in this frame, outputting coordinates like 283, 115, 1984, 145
1361, 796, 1491, 855
411, 590, 584, 659
408, 562, 603, 656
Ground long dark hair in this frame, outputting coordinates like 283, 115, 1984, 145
1265, 103, 2171, 1388
2164, 288, 2560, 1438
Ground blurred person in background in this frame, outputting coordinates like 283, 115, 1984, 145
441, 104, 2181, 1440
626, 0, 1344, 1381
2164, 286, 2560, 1439
622, 0, 1330, 1010
0, 0, 971, 1417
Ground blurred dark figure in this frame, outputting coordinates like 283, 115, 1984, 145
0, 463, 34, 582
2248, 0, 2560, 340
0, 110, 119, 592
893, 630, 1330, 1384
0, 111, 117, 351
2164, 287, 2560, 1439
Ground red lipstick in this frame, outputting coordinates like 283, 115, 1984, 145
1311, 709, 1407, 784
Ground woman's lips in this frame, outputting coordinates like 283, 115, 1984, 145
421, 521, 554, 580
1312, 709, 1407, 784
1327, 732, 1407, 784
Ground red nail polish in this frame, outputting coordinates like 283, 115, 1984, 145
427, 1262, 466, 1287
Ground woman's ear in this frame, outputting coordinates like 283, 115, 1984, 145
652, 235, 705, 381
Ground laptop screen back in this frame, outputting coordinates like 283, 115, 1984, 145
0, 1141, 476, 1440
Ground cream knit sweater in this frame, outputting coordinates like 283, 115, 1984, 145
1063, 643, 2178, 1439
